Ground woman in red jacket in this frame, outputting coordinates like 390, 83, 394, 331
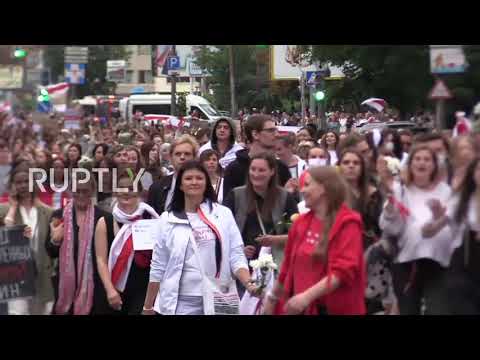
263, 166, 366, 315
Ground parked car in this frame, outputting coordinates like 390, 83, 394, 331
355, 121, 428, 134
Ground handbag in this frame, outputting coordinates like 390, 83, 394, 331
188, 232, 240, 315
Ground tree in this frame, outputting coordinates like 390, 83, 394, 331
194, 45, 288, 113
299, 45, 480, 122
44, 45, 131, 97
298, 45, 433, 117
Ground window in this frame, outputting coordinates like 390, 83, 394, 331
133, 104, 171, 116
126, 70, 134, 83
139, 70, 153, 84
137, 45, 151, 55
199, 103, 220, 117
191, 106, 208, 120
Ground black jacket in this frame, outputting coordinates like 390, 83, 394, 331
147, 174, 174, 215
223, 149, 291, 200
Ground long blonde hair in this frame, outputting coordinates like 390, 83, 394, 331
308, 166, 347, 261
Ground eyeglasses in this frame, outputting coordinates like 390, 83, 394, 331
261, 127, 277, 133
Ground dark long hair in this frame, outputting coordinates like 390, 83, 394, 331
92, 143, 109, 167
338, 149, 369, 215
140, 141, 161, 172
246, 152, 280, 220
379, 129, 403, 160
455, 157, 480, 224
321, 131, 339, 151
168, 160, 217, 213
65, 143, 82, 168
9, 162, 38, 200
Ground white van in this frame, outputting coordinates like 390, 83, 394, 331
119, 93, 223, 124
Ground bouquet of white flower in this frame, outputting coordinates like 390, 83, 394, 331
249, 254, 278, 293
384, 156, 401, 176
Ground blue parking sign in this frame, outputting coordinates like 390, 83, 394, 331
167, 56, 180, 70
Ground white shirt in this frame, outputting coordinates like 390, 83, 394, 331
211, 177, 224, 204
288, 156, 307, 179
380, 181, 458, 267
179, 213, 218, 296
19, 206, 38, 253
328, 150, 338, 166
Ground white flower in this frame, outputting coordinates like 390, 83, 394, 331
249, 260, 260, 269
258, 254, 278, 270
384, 156, 401, 176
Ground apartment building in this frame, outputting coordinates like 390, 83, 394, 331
116, 45, 155, 95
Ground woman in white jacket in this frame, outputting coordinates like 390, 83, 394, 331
142, 160, 259, 315
379, 145, 455, 315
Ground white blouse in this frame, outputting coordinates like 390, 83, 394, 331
380, 181, 459, 267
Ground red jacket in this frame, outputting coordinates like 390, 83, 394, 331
278, 203, 366, 315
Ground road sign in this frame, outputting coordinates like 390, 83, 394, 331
188, 59, 203, 76
167, 56, 180, 70
306, 69, 331, 85
65, 64, 86, 85
37, 101, 51, 113
65, 47, 88, 55
429, 79, 453, 100
64, 47, 89, 64
106, 60, 126, 82
430, 45, 467, 74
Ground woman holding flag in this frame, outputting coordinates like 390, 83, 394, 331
379, 145, 453, 315
95, 169, 161, 314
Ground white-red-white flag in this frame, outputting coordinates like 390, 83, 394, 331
361, 98, 388, 113
44, 82, 70, 99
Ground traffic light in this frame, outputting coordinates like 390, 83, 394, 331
13, 48, 27, 59
315, 90, 325, 101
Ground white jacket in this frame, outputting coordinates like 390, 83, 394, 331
150, 201, 248, 315
199, 141, 244, 169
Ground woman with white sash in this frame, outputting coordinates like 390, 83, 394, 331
142, 160, 259, 315
95, 169, 160, 315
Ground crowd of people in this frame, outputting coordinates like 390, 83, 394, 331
0, 104, 480, 316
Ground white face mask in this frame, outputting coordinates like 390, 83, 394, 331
385, 142, 395, 152
308, 158, 327, 168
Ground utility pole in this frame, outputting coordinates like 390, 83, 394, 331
300, 71, 306, 122
170, 45, 177, 116
229, 45, 237, 118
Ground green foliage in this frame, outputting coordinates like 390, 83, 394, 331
177, 92, 187, 116
302, 45, 480, 120
194, 45, 287, 112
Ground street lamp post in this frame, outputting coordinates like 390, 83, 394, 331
229, 45, 237, 118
